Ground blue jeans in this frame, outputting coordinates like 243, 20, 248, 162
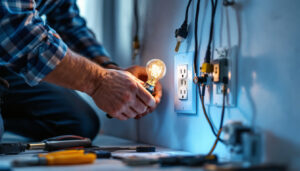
0, 67, 100, 141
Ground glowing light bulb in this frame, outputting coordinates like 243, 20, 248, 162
144, 59, 166, 93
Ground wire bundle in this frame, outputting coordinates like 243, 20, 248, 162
193, 0, 227, 155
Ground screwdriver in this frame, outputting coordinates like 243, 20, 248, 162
0, 138, 92, 154
12, 150, 96, 167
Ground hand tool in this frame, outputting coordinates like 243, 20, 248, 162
0, 137, 92, 154
12, 150, 96, 167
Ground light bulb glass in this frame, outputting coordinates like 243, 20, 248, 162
145, 59, 166, 86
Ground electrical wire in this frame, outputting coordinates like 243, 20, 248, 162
134, 0, 139, 37
174, 0, 193, 52
132, 0, 140, 62
191, 0, 226, 151
198, 84, 226, 144
204, 0, 218, 63
208, 127, 223, 155
185, 0, 193, 23
194, 0, 226, 144
207, 86, 226, 155
193, 0, 201, 76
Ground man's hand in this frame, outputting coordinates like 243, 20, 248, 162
125, 65, 163, 119
91, 69, 156, 120
44, 49, 156, 120
93, 56, 163, 119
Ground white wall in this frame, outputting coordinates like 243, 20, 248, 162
136, 0, 300, 170
78, 0, 300, 170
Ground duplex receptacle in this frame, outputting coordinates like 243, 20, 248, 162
174, 52, 196, 114
208, 46, 237, 107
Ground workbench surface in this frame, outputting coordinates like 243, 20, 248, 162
0, 134, 206, 171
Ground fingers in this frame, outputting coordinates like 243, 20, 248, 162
135, 82, 156, 109
100, 70, 160, 121
118, 113, 128, 120
123, 107, 138, 118
134, 82, 162, 119
132, 96, 148, 114
153, 82, 162, 104
134, 108, 150, 119
108, 112, 128, 120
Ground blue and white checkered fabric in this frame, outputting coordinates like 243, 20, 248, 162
0, 0, 109, 86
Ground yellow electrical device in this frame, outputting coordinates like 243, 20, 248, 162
201, 62, 214, 74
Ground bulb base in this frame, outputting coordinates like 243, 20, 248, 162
144, 83, 154, 94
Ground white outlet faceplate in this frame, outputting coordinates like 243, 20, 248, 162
204, 46, 237, 107
174, 52, 196, 114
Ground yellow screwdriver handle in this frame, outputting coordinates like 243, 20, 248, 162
45, 153, 96, 165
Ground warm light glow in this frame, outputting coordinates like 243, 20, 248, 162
146, 59, 166, 86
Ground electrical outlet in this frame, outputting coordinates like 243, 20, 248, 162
177, 64, 188, 79
178, 79, 188, 99
211, 46, 237, 107
178, 87, 188, 99
177, 65, 188, 100
174, 52, 196, 114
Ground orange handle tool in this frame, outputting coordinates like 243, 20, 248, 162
39, 150, 96, 165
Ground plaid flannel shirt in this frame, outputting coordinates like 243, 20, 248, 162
0, 0, 109, 86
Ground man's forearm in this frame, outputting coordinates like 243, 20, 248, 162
43, 49, 105, 95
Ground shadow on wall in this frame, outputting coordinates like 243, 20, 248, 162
231, 2, 299, 170
223, 0, 258, 128
264, 131, 300, 171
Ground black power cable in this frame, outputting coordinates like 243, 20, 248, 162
193, 0, 201, 76
185, 0, 193, 22
132, 0, 140, 61
208, 85, 226, 155
196, 0, 227, 144
175, 0, 193, 52
198, 84, 226, 144
204, 0, 218, 63
134, 0, 139, 38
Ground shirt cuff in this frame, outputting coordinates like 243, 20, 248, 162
81, 44, 110, 59
23, 29, 68, 86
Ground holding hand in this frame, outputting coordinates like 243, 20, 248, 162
125, 65, 163, 119
91, 69, 156, 120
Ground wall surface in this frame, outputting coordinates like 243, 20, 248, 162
135, 0, 300, 170
79, 0, 300, 170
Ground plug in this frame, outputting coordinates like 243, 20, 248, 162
174, 21, 188, 52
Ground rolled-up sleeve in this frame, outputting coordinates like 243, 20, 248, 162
0, 0, 67, 86
46, 0, 110, 59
